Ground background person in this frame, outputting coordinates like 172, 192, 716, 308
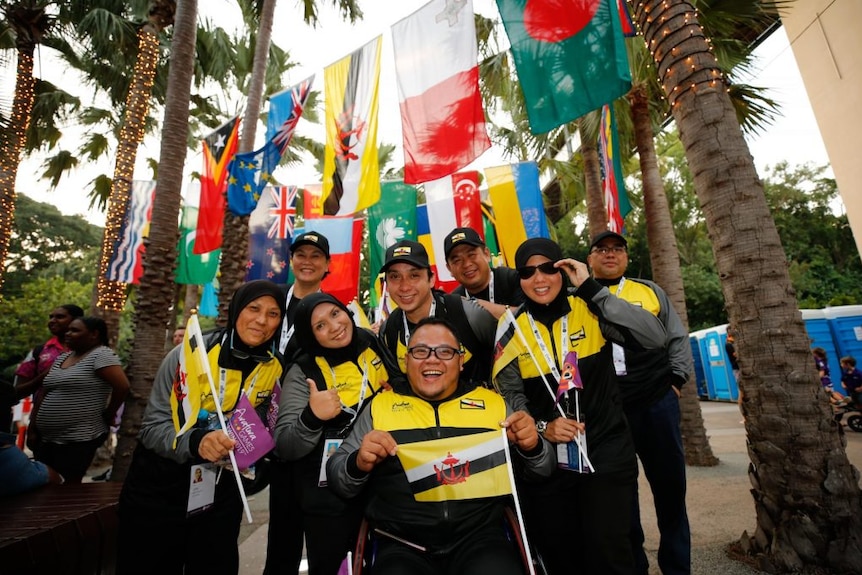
117, 280, 285, 575
328, 318, 554, 575
443, 226, 524, 318
587, 230, 694, 575
493, 238, 667, 575
274, 293, 402, 575
172, 326, 186, 346
32, 316, 129, 484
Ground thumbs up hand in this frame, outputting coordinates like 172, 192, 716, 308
307, 378, 343, 421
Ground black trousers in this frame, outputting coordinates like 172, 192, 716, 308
263, 460, 305, 575
37, 433, 106, 483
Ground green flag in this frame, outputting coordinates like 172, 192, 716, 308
367, 181, 418, 307
176, 206, 221, 285
496, 0, 631, 134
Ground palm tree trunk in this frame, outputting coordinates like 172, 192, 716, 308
629, 84, 718, 466
578, 120, 608, 237
216, 0, 277, 324
113, 0, 197, 482
93, 23, 164, 343
633, 1, 862, 571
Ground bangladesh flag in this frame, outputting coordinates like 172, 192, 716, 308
496, 0, 631, 134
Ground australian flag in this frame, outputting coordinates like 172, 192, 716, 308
246, 185, 297, 283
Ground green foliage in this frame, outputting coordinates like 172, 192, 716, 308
0, 276, 91, 368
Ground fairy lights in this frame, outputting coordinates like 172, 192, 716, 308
96, 27, 160, 311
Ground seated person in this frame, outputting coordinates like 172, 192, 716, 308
1, 432, 62, 497
327, 318, 554, 575
840, 356, 862, 406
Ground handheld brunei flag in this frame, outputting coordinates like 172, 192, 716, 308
557, 351, 583, 402
398, 429, 512, 502
170, 314, 209, 444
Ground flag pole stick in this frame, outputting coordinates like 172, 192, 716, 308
502, 428, 536, 575
505, 308, 566, 418
188, 312, 253, 523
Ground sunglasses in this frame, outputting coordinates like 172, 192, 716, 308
517, 261, 559, 280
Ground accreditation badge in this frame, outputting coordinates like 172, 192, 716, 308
187, 463, 217, 516
318, 431, 344, 487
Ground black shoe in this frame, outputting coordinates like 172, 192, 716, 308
91, 468, 112, 482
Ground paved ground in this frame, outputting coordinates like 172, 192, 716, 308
89, 401, 861, 575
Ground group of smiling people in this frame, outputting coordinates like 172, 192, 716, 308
114, 227, 684, 575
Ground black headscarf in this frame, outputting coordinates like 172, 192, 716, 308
219, 280, 286, 372
515, 238, 571, 326
292, 292, 366, 366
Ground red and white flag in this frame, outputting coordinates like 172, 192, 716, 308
392, 0, 490, 184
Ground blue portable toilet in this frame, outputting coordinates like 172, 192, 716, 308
689, 335, 708, 398
825, 305, 862, 383
800, 308, 844, 395
690, 325, 739, 402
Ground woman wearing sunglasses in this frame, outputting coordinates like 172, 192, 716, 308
274, 293, 403, 575
492, 238, 667, 575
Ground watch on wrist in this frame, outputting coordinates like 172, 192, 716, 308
536, 420, 548, 435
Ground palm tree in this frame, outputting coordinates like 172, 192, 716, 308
0, 1, 53, 294
633, 0, 862, 570
113, 0, 197, 482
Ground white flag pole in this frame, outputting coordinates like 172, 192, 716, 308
188, 312, 253, 523
501, 427, 536, 575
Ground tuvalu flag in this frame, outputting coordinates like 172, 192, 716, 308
322, 37, 382, 216
196, 116, 240, 253
398, 429, 512, 502
496, 0, 631, 134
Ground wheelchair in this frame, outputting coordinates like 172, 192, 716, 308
351, 506, 544, 574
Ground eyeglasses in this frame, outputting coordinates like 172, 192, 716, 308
406, 345, 461, 360
517, 261, 558, 280
591, 245, 627, 255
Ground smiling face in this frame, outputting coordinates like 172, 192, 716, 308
405, 323, 463, 401
587, 237, 629, 280
48, 307, 76, 337
291, 244, 330, 286
235, 295, 282, 347
385, 263, 435, 323
520, 255, 563, 305
446, 244, 492, 294
310, 302, 354, 349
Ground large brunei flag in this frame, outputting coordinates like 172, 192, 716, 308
398, 429, 512, 502
322, 37, 382, 216
495, 0, 630, 134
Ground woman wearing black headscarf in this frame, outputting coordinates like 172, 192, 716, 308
492, 239, 667, 575
274, 292, 401, 575
117, 280, 285, 575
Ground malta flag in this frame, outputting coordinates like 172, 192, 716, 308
398, 429, 512, 502
424, 171, 483, 288
599, 104, 631, 233
485, 162, 550, 267
106, 180, 156, 284
392, 0, 490, 184
195, 116, 240, 253
322, 37, 382, 216
496, 0, 630, 133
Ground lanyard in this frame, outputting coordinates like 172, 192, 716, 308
328, 358, 370, 425
488, 272, 495, 303
525, 312, 568, 382
402, 299, 436, 346
611, 277, 628, 376
279, 286, 296, 354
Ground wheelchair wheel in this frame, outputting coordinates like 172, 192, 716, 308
847, 414, 862, 432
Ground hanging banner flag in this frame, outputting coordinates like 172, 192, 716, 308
246, 185, 297, 283
617, 0, 636, 36
416, 204, 454, 292
303, 216, 364, 304
226, 140, 280, 216
392, 0, 490, 184
200, 282, 219, 317
106, 180, 156, 284
322, 36, 382, 216
496, 0, 630, 133
302, 184, 323, 220
368, 181, 418, 307
599, 104, 631, 233
486, 162, 550, 267
424, 171, 483, 287
195, 116, 240, 253
176, 198, 221, 285
266, 75, 315, 154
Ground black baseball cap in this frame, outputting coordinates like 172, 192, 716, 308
443, 227, 485, 260
291, 232, 330, 259
381, 240, 431, 273
590, 230, 627, 250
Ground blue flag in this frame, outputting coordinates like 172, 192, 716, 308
266, 75, 314, 153
226, 140, 281, 216
245, 185, 298, 283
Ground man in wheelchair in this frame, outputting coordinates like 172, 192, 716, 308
327, 318, 554, 575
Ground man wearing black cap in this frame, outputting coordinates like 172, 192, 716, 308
378, 239, 497, 387
443, 227, 524, 319
588, 230, 694, 575
265, 231, 330, 575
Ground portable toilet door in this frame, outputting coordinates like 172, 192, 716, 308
690, 335, 708, 398
800, 308, 843, 395
824, 305, 862, 365
704, 325, 739, 402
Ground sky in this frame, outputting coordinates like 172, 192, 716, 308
8, 1, 831, 227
